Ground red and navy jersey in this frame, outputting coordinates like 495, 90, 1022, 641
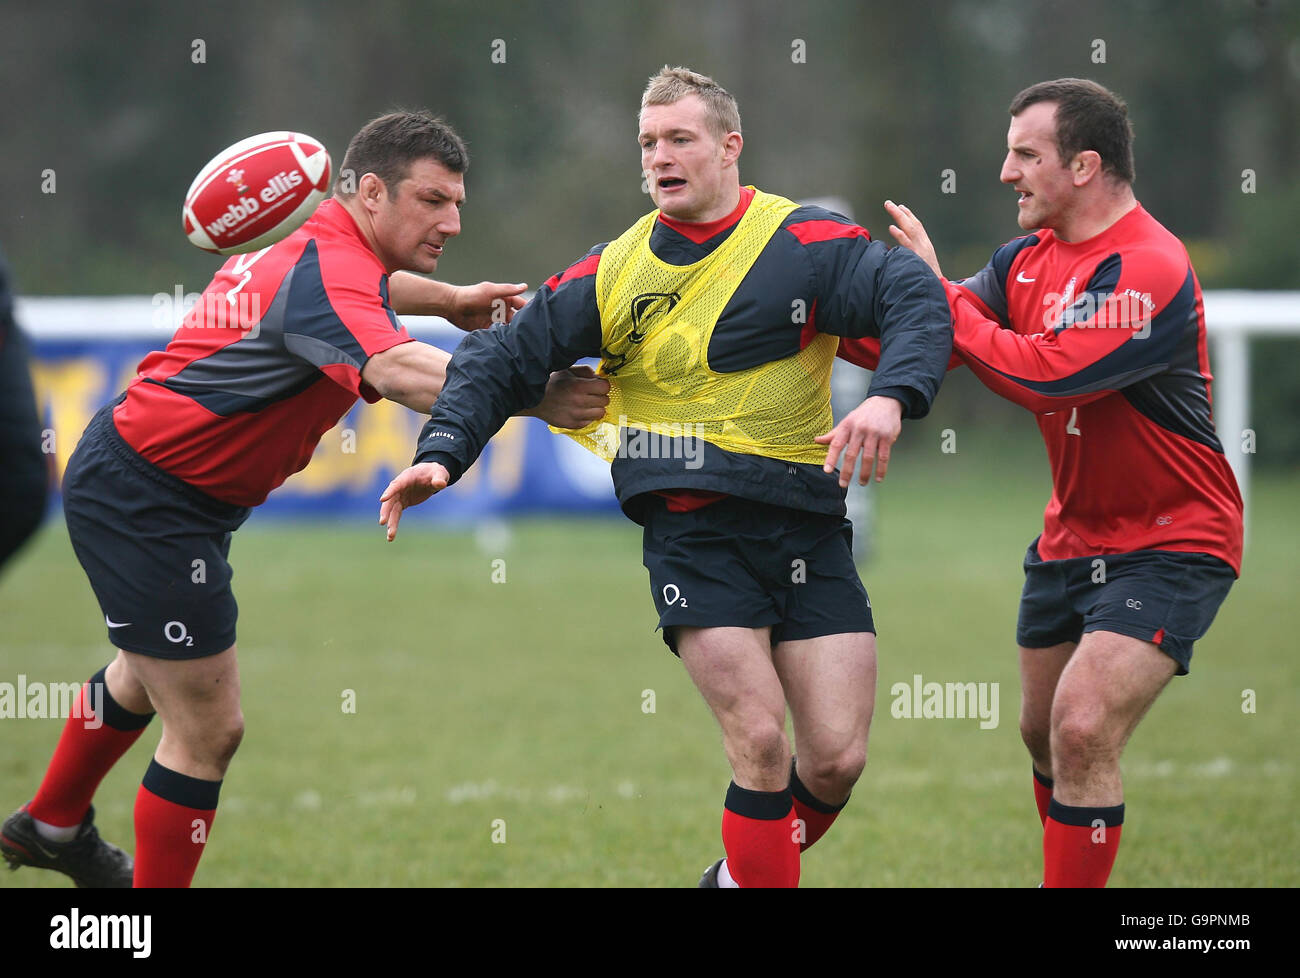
945, 204, 1243, 573
113, 199, 412, 506
413, 186, 952, 520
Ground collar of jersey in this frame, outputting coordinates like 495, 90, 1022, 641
312, 198, 376, 253
1043, 201, 1147, 251
657, 186, 756, 244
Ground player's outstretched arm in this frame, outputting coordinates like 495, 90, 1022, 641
388, 273, 528, 330
815, 395, 903, 487
947, 246, 1189, 414
379, 462, 450, 541
884, 201, 943, 279
364, 343, 608, 424
362, 340, 450, 413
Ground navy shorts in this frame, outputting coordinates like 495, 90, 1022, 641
640, 494, 875, 655
62, 402, 251, 659
1015, 536, 1236, 675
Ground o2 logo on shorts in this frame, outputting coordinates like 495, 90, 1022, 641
662, 584, 688, 608
164, 620, 195, 647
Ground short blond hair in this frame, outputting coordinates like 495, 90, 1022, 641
640, 66, 741, 138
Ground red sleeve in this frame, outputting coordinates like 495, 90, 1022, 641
949, 248, 1187, 414
836, 336, 880, 369
837, 336, 963, 372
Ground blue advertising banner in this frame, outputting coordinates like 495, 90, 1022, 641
19, 298, 621, 523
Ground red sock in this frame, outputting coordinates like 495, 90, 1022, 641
28, 667, 154, 827
789, 761, 847, 852
133, 760, 220, 888
720, 782, 800, 888
1032, 768, 1054, 827
1043, 800, 1124, 887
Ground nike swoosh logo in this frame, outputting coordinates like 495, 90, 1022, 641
1016, 271, 1036, 283
3, 834, 60, 861
105, 616, 132, 628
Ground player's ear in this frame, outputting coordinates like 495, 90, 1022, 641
357, 172, 387, 211
721, 130, 743, 168
1072, 150, 1103, 187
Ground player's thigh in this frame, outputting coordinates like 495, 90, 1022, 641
766, 511, 875, 751
1049, 630, 1175, 754
120, 643, 243, 739
677, 625, 786, 732
773, 631, 876, 758
1019, 641, 1076, 734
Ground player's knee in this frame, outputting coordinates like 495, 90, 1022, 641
1019, 716, 1051, 765
801, 748, 866, 800
202, 712, 245, 773
1051, 708, 1114, 770
730, 717, 789, 773
216, 715, 245, 766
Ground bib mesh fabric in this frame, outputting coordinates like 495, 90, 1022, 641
557, 189, 838, 464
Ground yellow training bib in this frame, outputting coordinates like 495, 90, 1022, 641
556, 188, 837, 465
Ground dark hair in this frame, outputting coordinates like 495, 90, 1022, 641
335, 110, 468, 198
1009, 78, 1135, 184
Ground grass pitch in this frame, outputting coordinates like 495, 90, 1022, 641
1, 452, 1295, 887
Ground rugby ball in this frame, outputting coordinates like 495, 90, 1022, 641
182, 131, 331, 255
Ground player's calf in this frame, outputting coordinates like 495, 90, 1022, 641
122, 646, 243, 886
1040, 630, 1178, 886
788, 758, 853, 853
1018, 641, 1077, 790
776, 631, 876, 852
677, 625, 800, 886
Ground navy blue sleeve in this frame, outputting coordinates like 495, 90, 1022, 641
787, 208, 952, 419
412, 248, 604, 483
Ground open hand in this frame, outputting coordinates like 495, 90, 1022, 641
884, 201, 943, 279
379, 462, 450, 541
815, 395, 903, 487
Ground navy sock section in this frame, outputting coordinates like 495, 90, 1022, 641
1047, 798, 1124, 827
142, 759, 221, 810
1033, 767, 1054, 790
724, 781, 792, 820
789, 759, 847, 814
89, 665, 155, 731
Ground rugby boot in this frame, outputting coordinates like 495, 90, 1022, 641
1, 804, 133, 887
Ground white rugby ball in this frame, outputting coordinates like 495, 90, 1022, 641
182, 131, 331, 255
